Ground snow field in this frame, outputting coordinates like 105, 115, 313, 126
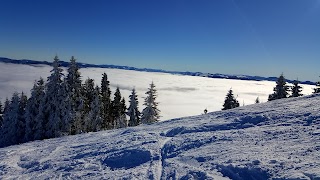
0, 94, 319, 179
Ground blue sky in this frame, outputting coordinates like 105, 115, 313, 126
0, 0, 319, 81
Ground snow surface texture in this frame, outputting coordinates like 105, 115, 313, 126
0, 94, 319, 179
0, 62, 315, 121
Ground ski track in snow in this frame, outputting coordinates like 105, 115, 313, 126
159, 136, 171, 179
1, 93, 320, 179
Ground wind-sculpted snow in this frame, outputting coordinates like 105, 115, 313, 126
1, 94, 320, 179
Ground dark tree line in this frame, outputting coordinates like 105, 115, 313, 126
221, 73, 318, 111
0, 56, 160, 148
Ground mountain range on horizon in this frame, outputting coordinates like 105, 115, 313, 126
0, 57, 316, 86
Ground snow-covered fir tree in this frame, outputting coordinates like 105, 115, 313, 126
141, 82, 160, 124
85, 86, 102, 132
43, 56, 64, 139
112, 87, 127, 128
82, 78, 95, 115
17, 92, 27, 143
100, 73, 112, 129
222, 89, 240, 110
268, 73, 289, 101
0, 92, 20, 147
59, 79, 73, 135
0, 98, 9, 144
127, 88, 140, 127
24, 78, 45, 142
118, 98, 127, 128
290, 80, 303, 97
34, 96, 46, 140
82, 78, 96, 132
314, 80, 320, 94
66, 56, 84, 134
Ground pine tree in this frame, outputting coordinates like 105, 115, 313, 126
17, 92, 27, 143
255, 97, 260, 104
66, 56, 83, 134
290, 80, 303, 97
268, 73, 289, 101
141, 82, 160, 124
100, 73, 112, 129
24, 78, 45, 142
127, 88, 140, 127
0, 92, 20, 147
222, 89, 240, 110
314, 80, 320, 94
85, 86, 102, 132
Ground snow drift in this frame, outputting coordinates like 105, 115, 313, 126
0, 94, 320, 179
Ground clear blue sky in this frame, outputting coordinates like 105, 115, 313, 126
0, 0, 319, 81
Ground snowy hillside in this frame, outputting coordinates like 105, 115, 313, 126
0, 94, 319, 179
0, 62, 316, 121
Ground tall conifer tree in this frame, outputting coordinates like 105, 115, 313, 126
222, 89, 239, 110
127, 88, 140, 127
112, 87, 124, 128
290, 80, 303, 97
25, 78, 45, 142
141, 82, 160, 124
268, 73, 289, 101
100, 73, 112, 129
17, 92, 27, 143
85, 86, 102, 132
66, 56, 83, 134
0, 92, 20, 147
43, 55, 64, 139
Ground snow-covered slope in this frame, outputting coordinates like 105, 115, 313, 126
0, 94, 319, 179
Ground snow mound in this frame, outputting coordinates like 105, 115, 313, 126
1, 94, 320, 179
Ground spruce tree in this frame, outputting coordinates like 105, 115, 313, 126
118, 98, 127, 128
59, 79, 73, 135
85, 86, 102, 132
141, 82, 160, 124
0, 98, 10, 146
82, 78, 96, 132
112, 87, 124, 128
24, 78, 45, 142
222, 89, 239, 110
17, 92, 27, 143
66, 56, 83, 134
127, 88, 140, 127
0, 92, 20, 147
43, 55, 64, 139
290, 80, 303, 97
82, 78, 95, 116
100, 73, 112, 129
268, 73, 289, 101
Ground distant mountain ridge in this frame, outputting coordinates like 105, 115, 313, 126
0, 57, 316, 85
